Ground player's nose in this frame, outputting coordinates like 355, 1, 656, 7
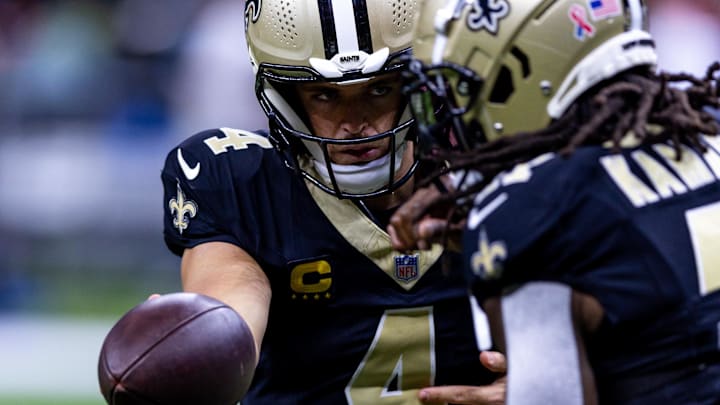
338, 106, 369, 138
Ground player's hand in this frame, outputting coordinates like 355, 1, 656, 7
388, 181, 464, 252
418, 351, 507, 405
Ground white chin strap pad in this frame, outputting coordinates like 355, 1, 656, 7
313, 142, 407, 194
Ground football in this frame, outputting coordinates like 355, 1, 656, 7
97, 292, 256, 405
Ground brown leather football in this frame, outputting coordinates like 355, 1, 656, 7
97, 292, 256, 405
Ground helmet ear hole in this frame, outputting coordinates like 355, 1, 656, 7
467, 119, 489, 146
510, 47, 531, 79
489, 66, 515, 104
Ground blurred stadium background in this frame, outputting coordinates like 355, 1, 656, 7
0, 0, 717, 404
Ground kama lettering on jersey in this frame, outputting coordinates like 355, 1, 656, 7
601, 135, 720, 207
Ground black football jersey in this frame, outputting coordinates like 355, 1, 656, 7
464, 135, 720, 395
162, 128, 494, 404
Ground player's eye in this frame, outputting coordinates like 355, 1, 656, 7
369, 84, 393, 97
312, 89, 337, 102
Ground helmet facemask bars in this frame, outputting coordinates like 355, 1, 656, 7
245, 0, 421, 199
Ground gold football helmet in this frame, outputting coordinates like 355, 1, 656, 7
406, 0, 658, 148
245, 0, 419, 198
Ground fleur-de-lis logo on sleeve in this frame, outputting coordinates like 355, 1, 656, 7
169, 181, 198, 235
471, 228, 507, 279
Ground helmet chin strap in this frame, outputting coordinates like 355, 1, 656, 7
264, 81, 413, 195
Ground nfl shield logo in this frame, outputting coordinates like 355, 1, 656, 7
394, 254, 419, 283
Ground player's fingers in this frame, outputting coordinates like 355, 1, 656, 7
389, 204, 424, 250
389, 186, 445, 250
388, 224, 413, 251
388, 199, 425, 250
415, 217, 449, 249
418, 384, 505, 405
480, 351, 507, 374
414, 215, 467, 252
147, 294, 161, 300
395, 186, 442, 223
389, 217, 445, 251
390, 215, 444, 251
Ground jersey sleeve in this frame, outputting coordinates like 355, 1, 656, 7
465, 153, 581, 296
160, 128, 273, 258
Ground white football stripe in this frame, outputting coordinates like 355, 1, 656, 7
333, 0, 360, 53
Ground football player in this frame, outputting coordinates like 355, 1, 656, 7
161, 0, 507, 403
390, 0, 720, 403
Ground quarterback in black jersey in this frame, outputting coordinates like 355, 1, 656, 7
391, 0, 720, 404
161, 0, 507, 404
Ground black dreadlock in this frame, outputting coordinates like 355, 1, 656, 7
422, 62, 720, 221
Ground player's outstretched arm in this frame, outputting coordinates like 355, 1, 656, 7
180, 240, 272, 364
417, 351, 506, 405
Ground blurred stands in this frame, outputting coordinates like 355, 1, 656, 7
0, 0, 265, 316
648, 0, 720, 78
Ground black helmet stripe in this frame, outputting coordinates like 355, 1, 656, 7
352, 0, 372, 54
318, 0, 339, 59
318, 0, 373, 60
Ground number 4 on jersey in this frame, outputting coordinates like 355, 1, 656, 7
345, 307, 435, 404
686, 201, 720, 295
203, 128, 272, 155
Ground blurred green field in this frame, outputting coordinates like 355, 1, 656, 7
0, 234, 182, 405
5, 231, 182, 318
0, 396, 103, 405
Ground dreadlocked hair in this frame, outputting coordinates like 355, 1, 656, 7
421, 61, 720, 219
